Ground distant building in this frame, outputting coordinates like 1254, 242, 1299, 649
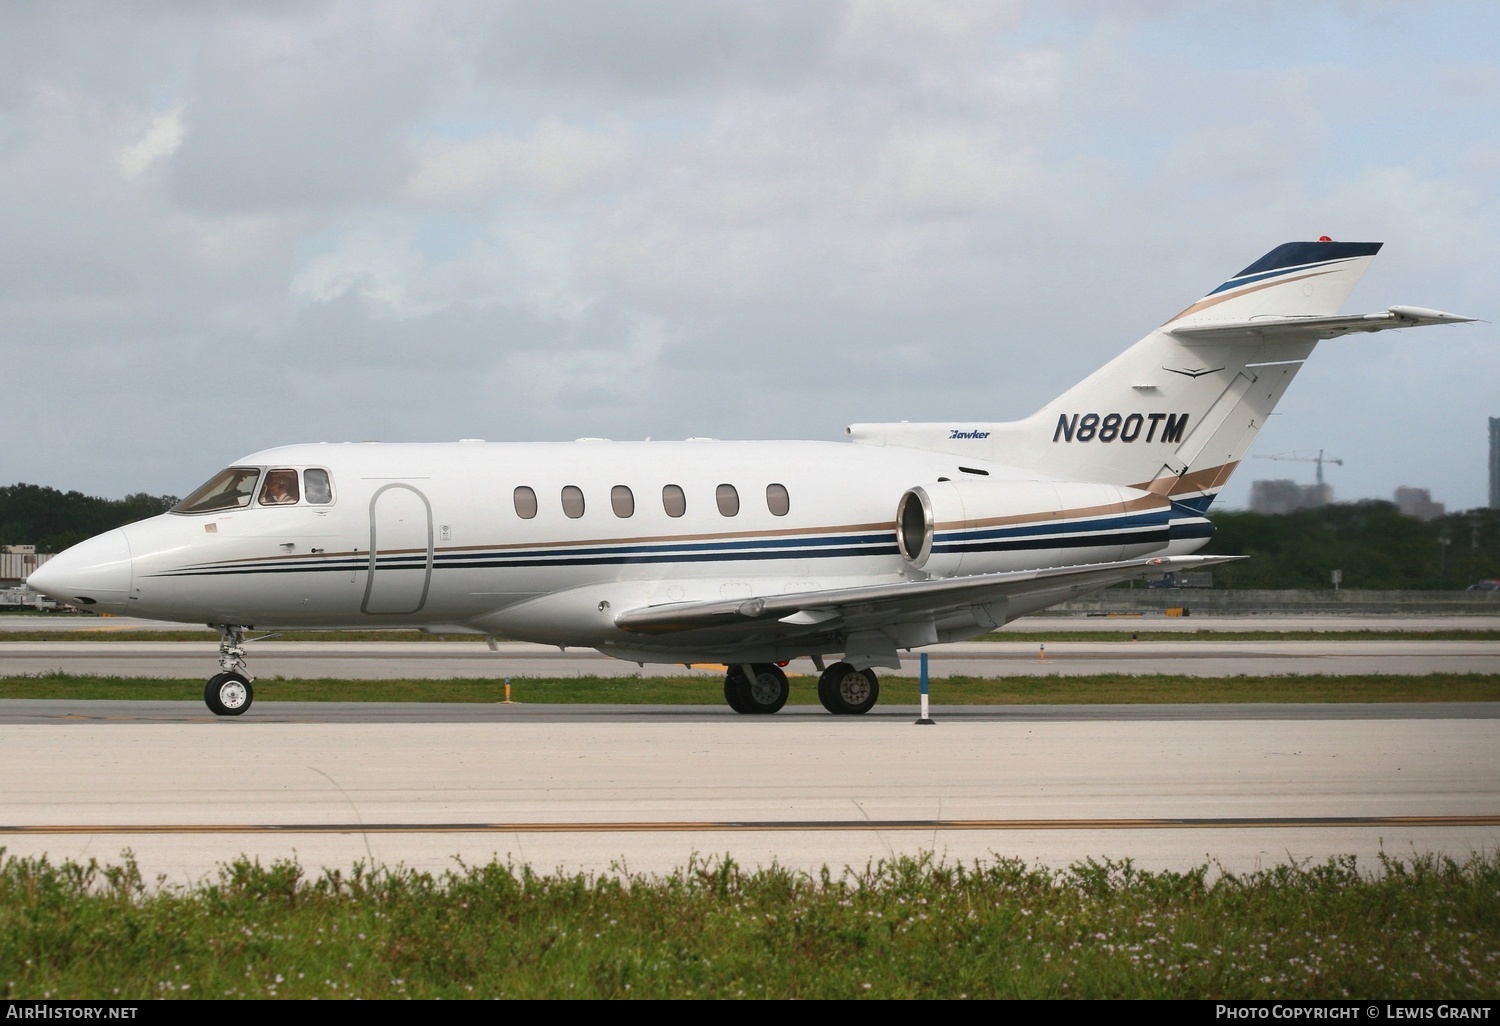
1490, 417, 1500, 509
1394, 487, 1445, 522
0, 548, 50, 587
1250, 479, 1332, 515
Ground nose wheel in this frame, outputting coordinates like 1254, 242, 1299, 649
206, 624, 255, 716
205, 672, 253, 716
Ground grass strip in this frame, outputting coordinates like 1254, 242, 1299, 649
990, 629, 1500, 642
1, 672, 1497, 704
1, 849, 1495, 999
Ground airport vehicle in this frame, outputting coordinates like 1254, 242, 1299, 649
0, 587, 62, 612
26, 240, 1472, 716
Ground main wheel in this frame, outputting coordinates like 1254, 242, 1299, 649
817, 663, 879, 715
732, 663, 789, 714
817, 670, 838, 713
723, 671, 750, 713
204, 672, 253, 717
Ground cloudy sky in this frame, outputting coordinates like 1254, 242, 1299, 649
4, 1, 1496, 510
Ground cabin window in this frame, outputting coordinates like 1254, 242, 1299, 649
513, 486, 538, 519
611, 485, 635, 518
766, 483, 790, 516
662, 484, 686, 518
258, 469, 300, 506
171, 467, 262, 514
716, 484, 740, 517
304, 469, 333, 505
561, 485, 585, 519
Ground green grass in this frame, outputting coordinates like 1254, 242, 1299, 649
1, 849, 1496, 999
0, 628, 474, 642
990, 629, 1500, 642
2, 672, 1498, 704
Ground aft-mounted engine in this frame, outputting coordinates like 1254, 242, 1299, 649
896, 479, 1211, 577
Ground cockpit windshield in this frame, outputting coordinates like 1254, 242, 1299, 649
171, 467, 262, 514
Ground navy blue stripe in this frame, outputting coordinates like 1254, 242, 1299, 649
1170, 494, 1216, 515
1169, 519, 1215, 540
938, 511, 1170, 545
149, 543, 904, 578
1229, 241, 1380, 280
934, 529, 1170, 555
1207, 258, 1345, 296
460, 531, 895, 559
165, 530, 894, 576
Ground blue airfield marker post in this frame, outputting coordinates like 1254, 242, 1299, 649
916, 651, 935, 725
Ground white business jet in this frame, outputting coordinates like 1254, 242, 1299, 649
27, 240, 1472, 716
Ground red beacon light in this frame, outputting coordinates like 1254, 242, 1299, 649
1318, 235, 1332, 242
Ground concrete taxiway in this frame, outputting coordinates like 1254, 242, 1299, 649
3, 637, 1498, 680
1, 704, 1495, 886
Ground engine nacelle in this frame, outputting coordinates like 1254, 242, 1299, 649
896, 479, 1203, 577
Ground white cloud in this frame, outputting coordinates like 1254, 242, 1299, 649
0, 1, 1495, 510
119, 108, 184, 177
410, 118, 641, 205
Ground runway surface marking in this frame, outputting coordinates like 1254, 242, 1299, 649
6, 815, 1498, 835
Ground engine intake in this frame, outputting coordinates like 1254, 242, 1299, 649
896, 479, 1179, 577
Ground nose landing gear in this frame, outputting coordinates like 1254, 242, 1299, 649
205, 625, 254, 716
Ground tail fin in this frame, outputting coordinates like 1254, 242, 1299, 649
1164, 240, 1381, 327
849, 240, 1469, 511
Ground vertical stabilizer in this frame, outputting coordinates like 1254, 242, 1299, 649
1164, 241, 1381, 327
848, 241, 1387, 510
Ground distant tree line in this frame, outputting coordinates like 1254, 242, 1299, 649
1204, 501, 1500, 591
0, 484, 178, 553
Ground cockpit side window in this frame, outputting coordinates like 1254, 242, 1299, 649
259, 469, 300, 506
171, 468, 262, 514
304, 469, 333, 505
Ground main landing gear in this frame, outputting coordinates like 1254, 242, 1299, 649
723, 663, 790, 714
817, 662, 879, 715
204, 625, 254, 717
718, 661, 880, 715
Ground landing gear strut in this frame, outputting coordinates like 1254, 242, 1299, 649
817, 662, 879, 715
723, 663, 790, 714
205, 625, 254, 716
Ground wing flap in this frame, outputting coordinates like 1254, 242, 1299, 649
613, 554, 1244, 636
1167, 306, 1475, 343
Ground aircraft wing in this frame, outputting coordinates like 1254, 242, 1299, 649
613, 554, 1243, 639
1167, 306, 1475, 343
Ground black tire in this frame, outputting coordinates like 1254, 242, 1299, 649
735, 663, 789, 714
817, 663, 879, 715
204, 672, 253, 717
723, 670, 750, 713
817, 670, 838, 714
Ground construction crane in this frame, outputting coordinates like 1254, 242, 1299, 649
1254, 449, 1344, 485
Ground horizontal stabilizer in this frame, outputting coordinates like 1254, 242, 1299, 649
1167, 306, 1476, 343
614, 554, 1244, 636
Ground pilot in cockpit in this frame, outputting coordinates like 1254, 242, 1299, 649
259, 470, 300, 505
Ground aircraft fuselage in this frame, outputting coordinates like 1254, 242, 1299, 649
75, 439, 1196, 663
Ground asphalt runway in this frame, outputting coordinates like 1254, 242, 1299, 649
3, 637, 1498, 681
1, 704, 1496, 886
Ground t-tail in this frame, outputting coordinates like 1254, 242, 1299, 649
848, 239, 1473, 512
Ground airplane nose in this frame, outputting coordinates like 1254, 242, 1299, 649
26, 528, 133, 613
